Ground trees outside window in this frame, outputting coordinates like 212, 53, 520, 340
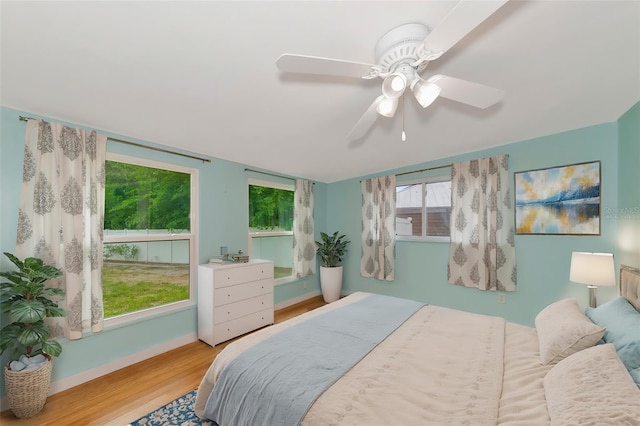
248, 179, 293, 279
103, 153, 197, 320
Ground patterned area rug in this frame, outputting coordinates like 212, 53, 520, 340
129, 389, 216, 425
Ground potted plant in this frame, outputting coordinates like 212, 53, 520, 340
315, 231, 350, 303
0, 252, 65, 419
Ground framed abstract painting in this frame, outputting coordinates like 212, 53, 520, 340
515, 161, 601, 235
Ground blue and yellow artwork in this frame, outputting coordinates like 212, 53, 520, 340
515, 161, 600, 235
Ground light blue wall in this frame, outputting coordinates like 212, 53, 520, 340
0, 107, 325, 398
0, 102, 635, 398
617, 102, 640, 267
327, 122, 621, 326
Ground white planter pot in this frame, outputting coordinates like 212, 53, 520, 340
319, 265, 343, 303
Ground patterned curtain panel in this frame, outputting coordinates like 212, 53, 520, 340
361, 175, 396, 281
292, 179, 315, 278
448, 155, 517, 291
15, 119, 106, 340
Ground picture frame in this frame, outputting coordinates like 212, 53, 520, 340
514, 161, 601, 235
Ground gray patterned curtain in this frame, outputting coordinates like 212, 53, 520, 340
361, 175, 396, 281
292, 179, 315, 278
15, 119, 106, 340
448, 155, 516, 291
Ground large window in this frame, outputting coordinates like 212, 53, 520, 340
396, 177, 451, 241
248, 179, 294, 280
103, 153, 197, 321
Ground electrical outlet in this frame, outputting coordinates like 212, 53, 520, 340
497, 293, 506, 304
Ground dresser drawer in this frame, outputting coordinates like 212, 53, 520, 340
214, 308, 274, 345
197, 260, 274, 347
214, 278, 272, 307
214, 263, 274, 288
214, 293, 273, 323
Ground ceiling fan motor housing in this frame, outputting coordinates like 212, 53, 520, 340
375, 23, 430, 74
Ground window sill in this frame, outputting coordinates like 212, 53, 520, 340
274, 274, 312, 286
103, 300, 196, 330
249, 231, 293, 237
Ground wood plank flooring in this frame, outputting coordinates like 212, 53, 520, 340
0, 295, 325, 425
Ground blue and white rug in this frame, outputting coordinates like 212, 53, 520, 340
129, 389, 215, 425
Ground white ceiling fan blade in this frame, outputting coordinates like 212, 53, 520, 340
276, 54, 378, 78
428, 75, 504, 109
422, 0, 509, 55
348, 97, 382, 141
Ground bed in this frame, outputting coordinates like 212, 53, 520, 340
194, 265, 640, 425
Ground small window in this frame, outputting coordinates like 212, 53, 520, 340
396, 177, 451, 241
103, 153, 197, 321
248, 179, 294, 280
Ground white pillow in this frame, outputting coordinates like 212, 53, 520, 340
535, 298, 604, 365
544, 343, 640, 425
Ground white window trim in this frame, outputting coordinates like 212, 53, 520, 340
396, 174, 451, 243
248, 230, 292, 237
248, 178, 293, 192
103, 153, 199, 325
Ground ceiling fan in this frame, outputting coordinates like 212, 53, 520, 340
276, 0, 509, 141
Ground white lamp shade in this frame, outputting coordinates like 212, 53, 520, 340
381, 73, 407, 99
569, 252, 616, 287
411, 78, 442, 108
375, 95, 398, 117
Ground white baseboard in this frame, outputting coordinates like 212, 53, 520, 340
0, 332, 198, 412
274, 289, 321, 310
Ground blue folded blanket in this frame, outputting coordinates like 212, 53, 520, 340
204, 293, 425, 426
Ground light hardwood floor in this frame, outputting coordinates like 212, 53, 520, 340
0, 295, 325, 425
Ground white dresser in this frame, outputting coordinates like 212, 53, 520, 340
197, 259, 274, 346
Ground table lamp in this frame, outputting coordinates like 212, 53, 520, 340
569, 252, 616, 308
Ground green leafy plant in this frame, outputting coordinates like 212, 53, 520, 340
315, 231, 350, 267
0, 252, 65, 361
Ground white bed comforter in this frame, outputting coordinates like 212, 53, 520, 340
195, 292, 552, 425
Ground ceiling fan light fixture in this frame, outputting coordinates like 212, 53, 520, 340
376, 95, 398, 117
411, 78, 442, 108
381, 73, 407, 99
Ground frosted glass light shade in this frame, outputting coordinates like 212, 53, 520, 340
382, 73, 407, 99
569, 252, 616, 287
411, 78, 442, 108
376, 96, 398, 117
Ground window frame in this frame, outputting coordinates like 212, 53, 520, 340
103, 152, 198, 326
396, 175, 451, 243
247, 178, 294, 283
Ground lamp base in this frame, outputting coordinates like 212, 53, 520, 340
588, 285, 598, 308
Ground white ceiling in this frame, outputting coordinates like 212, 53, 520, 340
2, 1, 639, 183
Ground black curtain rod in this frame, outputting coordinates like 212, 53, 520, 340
360, 163, 453, 182
396, 163, 453, 177
18, 115, 211, 163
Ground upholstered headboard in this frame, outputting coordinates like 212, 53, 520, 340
620, 265, 640, 312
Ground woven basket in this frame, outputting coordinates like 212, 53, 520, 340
4, 358, 52, 419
